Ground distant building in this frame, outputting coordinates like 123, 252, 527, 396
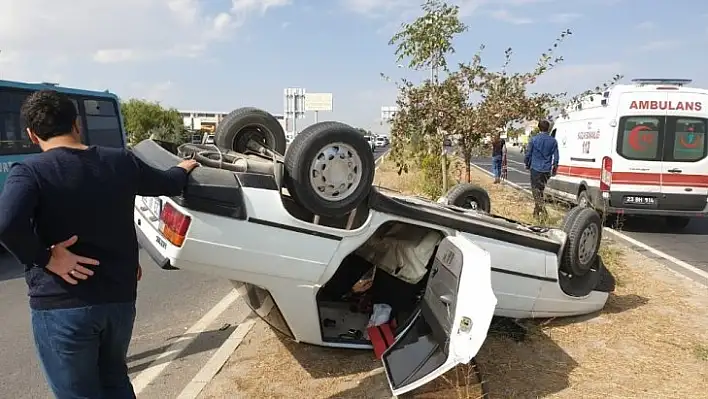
178, 109, 286, 133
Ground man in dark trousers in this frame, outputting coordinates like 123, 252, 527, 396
0, 90, 199, 398
524, 120, 559, 218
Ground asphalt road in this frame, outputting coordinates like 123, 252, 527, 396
471, 147, 708, 279
0, 146, 388, 399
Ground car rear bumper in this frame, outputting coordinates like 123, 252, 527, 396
135, 217, 177, 270
589, 189, 708, 217
601, 205, 708, 217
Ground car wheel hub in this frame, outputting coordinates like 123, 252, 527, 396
309, 142, 362, 201
577, 224, 599, 268
466, 198, 478, 210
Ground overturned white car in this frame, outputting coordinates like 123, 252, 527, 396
133, 108, 615, 396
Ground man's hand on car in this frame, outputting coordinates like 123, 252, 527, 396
552, 166, 558, 176
46, 235, 100, 285
178, 159, 200, 173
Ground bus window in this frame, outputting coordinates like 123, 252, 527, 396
0, 90, 39, 156
83, 99, 123, 148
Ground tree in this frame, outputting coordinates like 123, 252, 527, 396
387, 1, 622, 192
388, 0, 468, 193
121, 99, 187, 146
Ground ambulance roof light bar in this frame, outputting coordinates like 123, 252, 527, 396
631, 78, 692, 87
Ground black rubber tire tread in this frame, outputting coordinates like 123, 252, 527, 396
284, 121, 375, 217
561, 207, 603, 276
215, 107, 286, 155
558, 255, 609, 297
561, 205, 586, 232
445, 183, 492, 213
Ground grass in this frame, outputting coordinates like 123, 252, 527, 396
372, 155, 708, 399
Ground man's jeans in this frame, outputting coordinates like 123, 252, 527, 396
491, 155, 503, 178
530, 169, 551, 217
31, 301, 137, 399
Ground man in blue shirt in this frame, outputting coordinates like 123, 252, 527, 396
524, 120, 559, 218
0, 90, 198, 398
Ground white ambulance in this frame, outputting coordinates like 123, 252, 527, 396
546, 78, 708, 229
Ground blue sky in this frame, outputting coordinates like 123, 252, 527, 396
0, 0, 706, 133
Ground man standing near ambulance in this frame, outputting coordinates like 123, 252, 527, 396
524, 120, 559, 218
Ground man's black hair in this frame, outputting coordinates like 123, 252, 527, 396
20, 90, 77, 141
538, 120, 551, 132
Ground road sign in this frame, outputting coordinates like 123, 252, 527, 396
381, 106, 398, 122
304, 93, 333, 111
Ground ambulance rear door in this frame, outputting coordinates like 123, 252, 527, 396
659, 90, 708, 212
612, 91, 667, 209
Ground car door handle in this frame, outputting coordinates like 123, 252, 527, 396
440, 294, 453, 305
668, 168, 682, 173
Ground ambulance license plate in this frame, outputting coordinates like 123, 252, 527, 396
622, 196, 656, 206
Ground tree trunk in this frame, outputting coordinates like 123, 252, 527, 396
465, 153, 471, 183
441, 151, 448, 193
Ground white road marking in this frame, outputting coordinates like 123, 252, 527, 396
604, 229, 708, 281
175, 318, 257, 399
132, 289, 242, 395
469, 161, 708, 283
176, 299, 274, 399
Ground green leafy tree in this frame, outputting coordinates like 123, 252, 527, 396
388, 0, 468, 192
387, 1, 623, 192
121, 99, 187, 146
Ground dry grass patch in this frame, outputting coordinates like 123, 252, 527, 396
198, 319, 396, 399
374, 156, 708, 399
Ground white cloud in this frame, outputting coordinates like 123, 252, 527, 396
489, 9, 533, 25
0, 0, 290, 81
531, 63, 623, 95
549, 12, 581, 24
342, 0, 553, 17
635, 20, 655, 30
639, 40, 680, 51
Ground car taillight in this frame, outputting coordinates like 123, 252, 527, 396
600, 156, 613, 192
159, 202, 191, 247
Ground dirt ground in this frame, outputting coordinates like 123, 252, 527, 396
199, 158, 708, 399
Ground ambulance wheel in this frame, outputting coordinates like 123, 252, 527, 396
444, 183, 491, 213
577, 190, 591, 208
561, 208, 602, 277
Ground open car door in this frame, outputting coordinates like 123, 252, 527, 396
381, 234, 497, 396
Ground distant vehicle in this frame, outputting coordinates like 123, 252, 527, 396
364, 135, 376, 151
375, 136, 387, 147
0, 80, 126, 188
548, 78, 708, 230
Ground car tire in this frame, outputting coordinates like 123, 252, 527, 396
561, 207, 602, 277
214, 107, 287, 155
560, 205, 586, 232
558, 255, 611, 297
444, 183, 492, 213
577, 189, 591, 208
284, 121, 375, 217
665, 216, 691, 230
